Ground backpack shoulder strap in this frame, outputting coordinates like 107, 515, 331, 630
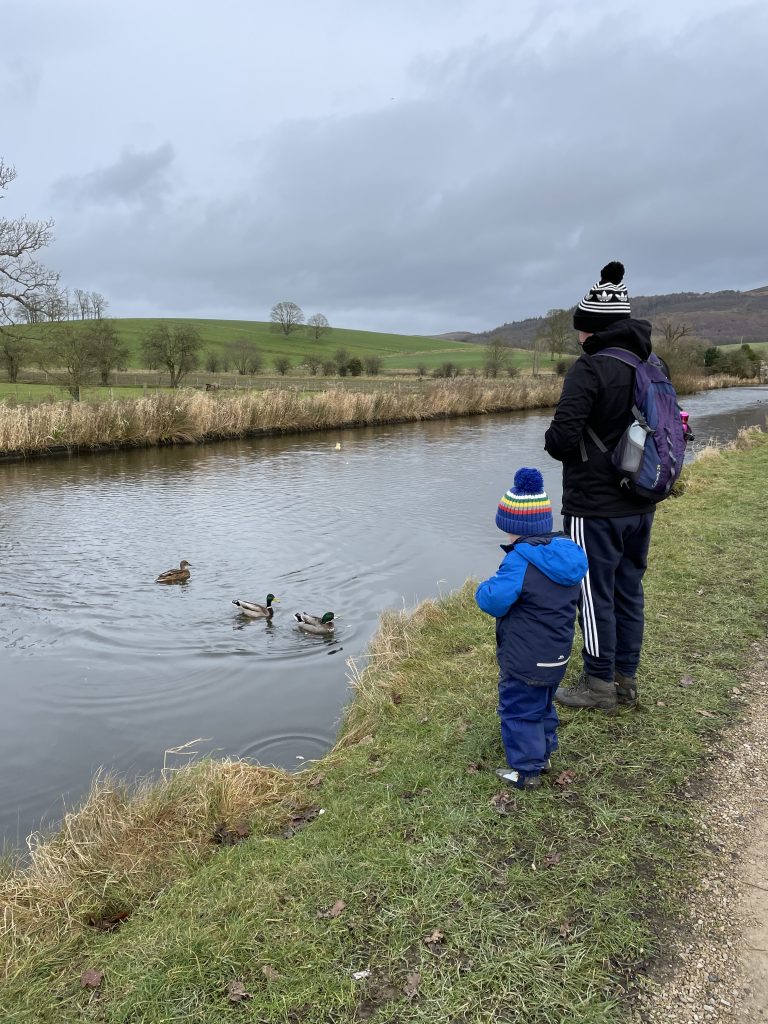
592, 346, 643, 369
579, 347, 642, 460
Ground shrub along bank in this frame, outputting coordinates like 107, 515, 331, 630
2, 432, 767, 1023
0, 372, 738, 461
0, 378, 564, 459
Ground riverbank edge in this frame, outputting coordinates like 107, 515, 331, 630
0, 373, 736, 463
2, 431, 767, 1023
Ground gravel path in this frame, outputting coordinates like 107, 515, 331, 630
632, 641, 768, 1023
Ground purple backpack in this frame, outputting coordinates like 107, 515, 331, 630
582, 348, 689, 502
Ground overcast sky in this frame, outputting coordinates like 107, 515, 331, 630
3, 0, 767, 334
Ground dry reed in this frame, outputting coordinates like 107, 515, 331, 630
1, 760, 298, 960
0, 379, 565, 457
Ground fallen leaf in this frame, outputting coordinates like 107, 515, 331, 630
656, 700, 667, 707
226, 979, 251, 1003
543, 851, 561, 869
317, 899, 346, 919
307, 773, 325, 788
213, 821, 250, 846
695, 708, 716, 718
489, 790, 517, 814
423, 927, 445, 952
679, 674, 695, 688
351, 969, 371, 981
87, 910, 130, 931
80, 969, 103, 990
404, 971, 422, 999
391, 692, 403, 705
696, 587, 705, 596
357, 734, 375, 746
418, 716, 430, 725
457, 721, 469, 735
466, 762, 481, 774
553, 770, 576, 787
558, 920, 572, 939
261, 965, 281, 981
280, 805, 321, 838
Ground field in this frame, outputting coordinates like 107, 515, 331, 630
10, 317, 542, 378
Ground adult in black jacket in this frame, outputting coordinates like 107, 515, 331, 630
544, 261, 655, 712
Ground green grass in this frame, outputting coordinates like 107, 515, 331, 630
2, 434, 767, 1022
717, 340, 768, 356
15, 317, 509, 370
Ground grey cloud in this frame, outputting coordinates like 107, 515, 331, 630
53, 143, 175, 209
48, 4, 768, 332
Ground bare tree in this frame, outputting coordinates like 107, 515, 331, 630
363, 355, 383, 375
141, 323, 202, 387
273, 356, 291, 376
74, 288, 91, 320
307, 312, 330, 342
0, 159, 59, 330
270, 300, 304, 335
90, 291, 108, 319
539, 309, 575, 361
484, 337, 511, 378
0, 330, 31, 382
205, 350, 221, 373
226, 338, 263, 375
657, 320, 691, 346
86, 319, 129, 384
41, 323, 98, 399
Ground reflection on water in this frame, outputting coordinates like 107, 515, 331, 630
0, 386, 765, 844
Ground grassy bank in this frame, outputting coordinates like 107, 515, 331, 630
0, 377, 564, 458
2, 432, 767, 1022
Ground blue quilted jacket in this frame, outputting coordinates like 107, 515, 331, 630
476, 532, 588, 687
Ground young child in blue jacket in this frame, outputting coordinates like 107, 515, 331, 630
476, 468, 588, 790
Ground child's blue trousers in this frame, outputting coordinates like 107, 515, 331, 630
498, 678, 559, 774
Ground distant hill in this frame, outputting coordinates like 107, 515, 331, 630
454, 285, 768, 349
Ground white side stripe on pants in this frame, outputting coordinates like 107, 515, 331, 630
570, 516, 600, 657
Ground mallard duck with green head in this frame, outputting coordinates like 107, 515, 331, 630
232, 594, 280, 620
155, 560, 192, 584
294, 611, 335, 635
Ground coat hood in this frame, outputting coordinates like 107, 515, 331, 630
503, 533, 588, 587
584, 318, 653, 360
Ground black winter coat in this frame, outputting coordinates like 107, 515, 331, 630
544, 319, 658, 517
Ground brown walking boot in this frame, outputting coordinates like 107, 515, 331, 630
615, 671, 638, 708
554, 671, 618, 713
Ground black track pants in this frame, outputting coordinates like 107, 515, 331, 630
563, 512, 654, 682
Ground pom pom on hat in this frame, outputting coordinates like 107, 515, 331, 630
599, 260, 625, 285
512, 467, 544, 494
496, 467, 553, 536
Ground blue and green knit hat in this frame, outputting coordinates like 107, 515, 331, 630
495, 468, 553, 536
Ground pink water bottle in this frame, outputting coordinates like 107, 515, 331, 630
680, 410, 691, 438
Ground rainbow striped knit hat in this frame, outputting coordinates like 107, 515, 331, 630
495, 468, 553, 536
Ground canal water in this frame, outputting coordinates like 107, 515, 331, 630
1, 386, 765, 845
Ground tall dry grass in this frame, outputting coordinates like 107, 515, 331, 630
0, 379, 564, 457
1, 760, 298, 960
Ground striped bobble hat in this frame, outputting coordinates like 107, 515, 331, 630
495, 467, 553, 536
573, 260, 631, 333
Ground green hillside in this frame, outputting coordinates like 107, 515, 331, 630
22, 318, 503, 372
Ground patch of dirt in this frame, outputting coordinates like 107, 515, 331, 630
632, 641, 768, 1023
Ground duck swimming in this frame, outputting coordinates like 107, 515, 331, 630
155, 560, 192, 584
232, 594, 280, 620
294, 611, 335, 635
